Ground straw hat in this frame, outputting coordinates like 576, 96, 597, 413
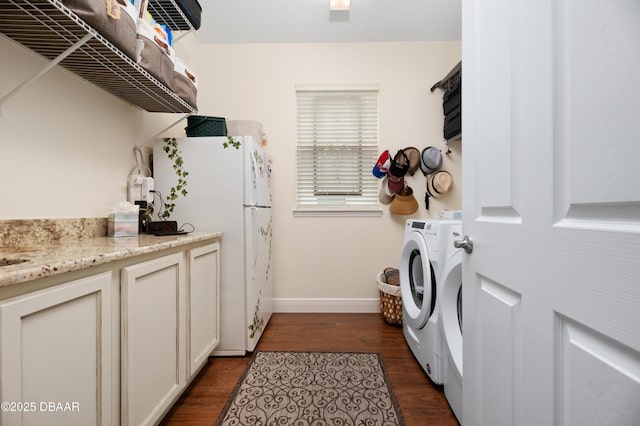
426, 170, 453, 198
425, 170, 452, 209
403, 147, 421, 176
390, 185, 419, 215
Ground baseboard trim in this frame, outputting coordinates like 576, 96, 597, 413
273, 298, 380, 313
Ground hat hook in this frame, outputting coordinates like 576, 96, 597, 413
444, 140, 452, 155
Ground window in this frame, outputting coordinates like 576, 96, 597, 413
295, 88, 380, 214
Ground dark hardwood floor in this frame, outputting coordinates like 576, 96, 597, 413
160, 313, 459, 425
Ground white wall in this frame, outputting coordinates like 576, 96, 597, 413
0, 34, 197, 219
1, 31, 460, 308
189, 41, 462, 306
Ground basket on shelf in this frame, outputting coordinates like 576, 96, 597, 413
185, 115, 227, 137
377, 268, 402, 326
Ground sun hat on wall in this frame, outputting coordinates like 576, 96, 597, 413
427, 170, 453, 197
403, 147, 421, 176
420, 147, 443, 175
425, 170, 452, 209
390, 185, 419, 215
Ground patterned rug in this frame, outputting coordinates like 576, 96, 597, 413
215, 351, 405, 426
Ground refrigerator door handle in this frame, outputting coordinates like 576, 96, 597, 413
250, 207, 258, 278
249, 146, 259, 206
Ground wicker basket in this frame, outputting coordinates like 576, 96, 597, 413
377, 271, 402, 326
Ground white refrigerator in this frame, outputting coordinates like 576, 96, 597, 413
152, 135, 272, 355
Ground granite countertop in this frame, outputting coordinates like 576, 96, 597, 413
0, 218, 221, 288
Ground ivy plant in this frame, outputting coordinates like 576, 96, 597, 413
224, 136, 241, 150
160, 137, 188, 220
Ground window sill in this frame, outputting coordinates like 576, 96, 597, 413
293, 209, 383, 218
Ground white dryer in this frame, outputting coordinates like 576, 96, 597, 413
399, 219, 450, 384
439, 223, 464, 423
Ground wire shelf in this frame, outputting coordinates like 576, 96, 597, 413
0, 0, 197, 113
147, 0, 194, 31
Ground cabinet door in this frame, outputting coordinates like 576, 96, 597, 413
187, 242, 220, 376
121, 253, 186, 426
0, 272, 114, 426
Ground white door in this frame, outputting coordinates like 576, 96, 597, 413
462, 1, 640, 425
245, 206, 273, 351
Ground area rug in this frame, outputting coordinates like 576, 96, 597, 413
215, 351, 405, 426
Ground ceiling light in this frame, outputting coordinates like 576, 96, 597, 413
329, 0, 350, 11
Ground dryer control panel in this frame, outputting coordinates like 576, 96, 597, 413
410, 221, 428, 230
407, 219, 438, 235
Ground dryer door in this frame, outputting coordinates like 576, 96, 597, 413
400, 232, 437, 329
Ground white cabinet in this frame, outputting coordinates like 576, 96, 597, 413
0, 238, 220, 426
121, 244, 221, 426
187, 242, 220, 376
0, 272, 115, 426
121, 253, 186, 426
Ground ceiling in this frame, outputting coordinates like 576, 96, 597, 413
195, 0, 461, 44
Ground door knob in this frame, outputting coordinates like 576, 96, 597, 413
454, 235, 473, 253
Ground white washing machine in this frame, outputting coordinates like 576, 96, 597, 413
439, 223, 464, 423
399, 219, 452, 384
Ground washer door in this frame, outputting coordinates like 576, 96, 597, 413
441, 250, 463, 377
400, 231, 437, 329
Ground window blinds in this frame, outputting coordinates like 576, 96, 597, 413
296, 89, 379, 208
